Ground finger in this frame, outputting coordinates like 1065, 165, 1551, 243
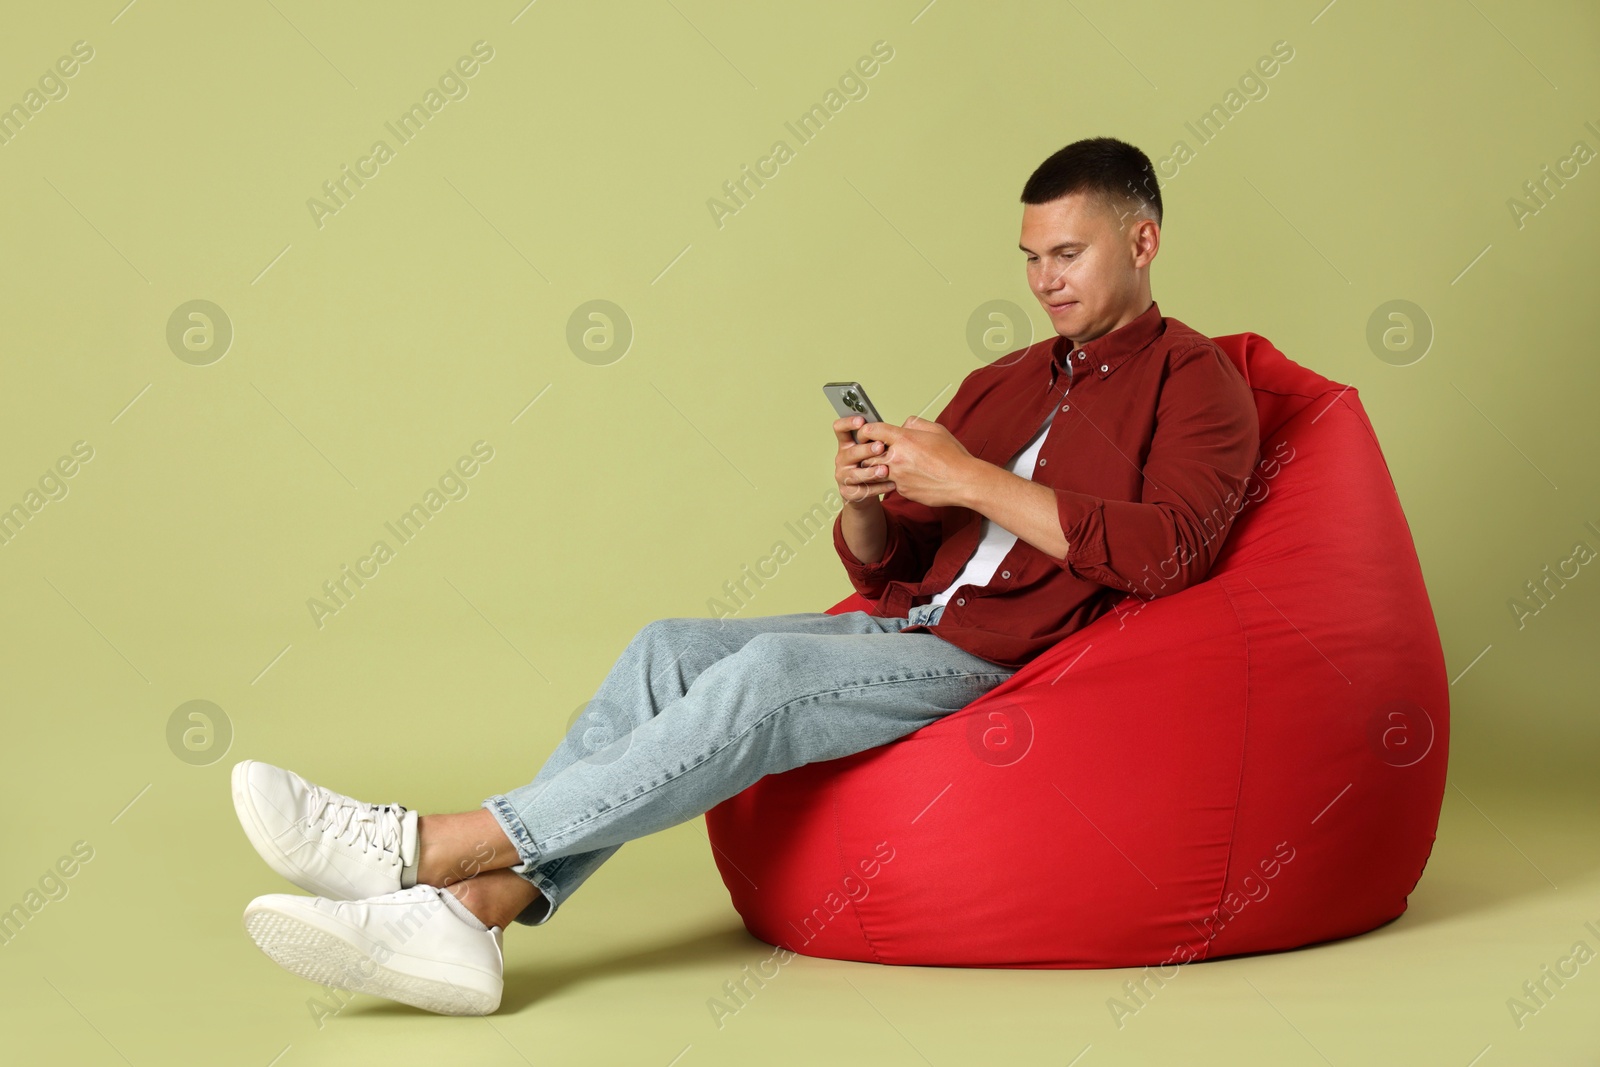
832, 415, 867, 447
848, 438, 887, 465
842, 461, 891, 485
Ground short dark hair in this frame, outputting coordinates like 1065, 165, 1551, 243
1020, 137, 1162, 228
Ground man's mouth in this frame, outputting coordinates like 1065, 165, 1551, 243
1047, 301, 1077, 314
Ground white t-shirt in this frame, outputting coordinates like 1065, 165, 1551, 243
928, 403, 1059, 608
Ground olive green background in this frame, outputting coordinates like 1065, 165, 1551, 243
1, 1, 1595, 1064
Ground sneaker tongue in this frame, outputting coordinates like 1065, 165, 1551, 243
400, 808, 420, 888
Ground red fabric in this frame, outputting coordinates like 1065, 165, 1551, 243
706, 332, 1449, 967
832, 299, 1260, 669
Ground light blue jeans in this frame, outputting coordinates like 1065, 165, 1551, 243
482, 604, 1017, 926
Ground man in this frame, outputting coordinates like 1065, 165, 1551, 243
234, 136, 1260, 1015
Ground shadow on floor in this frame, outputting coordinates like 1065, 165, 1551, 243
348, 921, 763, 1017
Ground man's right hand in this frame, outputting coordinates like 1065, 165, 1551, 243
833, 416, 897, 507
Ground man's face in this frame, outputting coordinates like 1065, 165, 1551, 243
1019, 191, 1155, 344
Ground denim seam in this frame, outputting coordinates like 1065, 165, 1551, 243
536, 667, 1016, 850
518, 870, 561, 926
526, 855, 580, 913
482, 795, 565, 926
483, 794, 541, 867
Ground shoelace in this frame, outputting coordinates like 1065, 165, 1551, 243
305, 785, 405, 857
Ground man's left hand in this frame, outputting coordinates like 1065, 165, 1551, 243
857, 415, 978, 509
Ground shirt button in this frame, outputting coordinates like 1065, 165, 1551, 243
1076, 352, 1085, 361
1061, 403, 1070, 411
1038, 457, 1047, 466
1100, 364, 1109, 372
956, 597, 966, 606
1001, 570, 1010, 579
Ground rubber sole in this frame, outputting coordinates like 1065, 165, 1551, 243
243, 902, 500, 1016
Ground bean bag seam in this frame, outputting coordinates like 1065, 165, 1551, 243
1248, 383, 1333, 401
1267, 384, 1377, 447
1197, 574, 1252, 963
1269, 387, 1409, 518
834, 792, 887, 964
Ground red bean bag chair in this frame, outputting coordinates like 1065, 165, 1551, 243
704, 332, 1449, 968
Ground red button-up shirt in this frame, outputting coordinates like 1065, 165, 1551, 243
831, 300, 1260, 669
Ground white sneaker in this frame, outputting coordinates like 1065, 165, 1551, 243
232, 760, 419, 901
243, 885, 504, 1016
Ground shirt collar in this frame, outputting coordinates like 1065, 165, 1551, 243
1050, 299, 1165, 384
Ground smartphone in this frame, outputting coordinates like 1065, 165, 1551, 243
823, 381, 883, 444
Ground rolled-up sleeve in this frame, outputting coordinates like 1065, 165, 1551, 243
1052, 344, 1260, 598
832, 491, 944, 601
